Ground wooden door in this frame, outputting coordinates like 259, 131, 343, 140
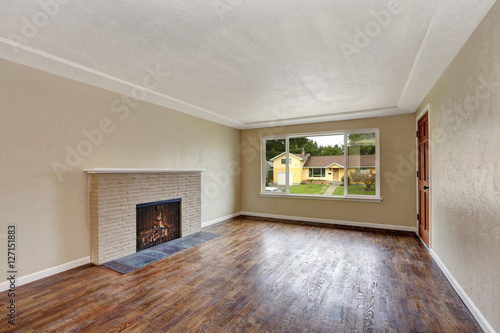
417, 113, 430, 246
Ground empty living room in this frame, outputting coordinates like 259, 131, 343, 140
1, 1, 499, 332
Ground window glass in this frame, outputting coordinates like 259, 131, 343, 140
288, 134, 343, 195
347, 133, 376, 196
264, 139, 285, 193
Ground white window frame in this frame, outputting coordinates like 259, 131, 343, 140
309, 168, 326, 178
261, 129, 381, 202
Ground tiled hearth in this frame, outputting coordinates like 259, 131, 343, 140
85, 168, 203, 265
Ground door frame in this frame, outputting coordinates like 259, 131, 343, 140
416, 103, 432, 248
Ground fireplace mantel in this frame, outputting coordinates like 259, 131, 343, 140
84, 168, 205, 174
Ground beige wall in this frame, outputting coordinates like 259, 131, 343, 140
414, 2, 500, 330
0, 58, 241, 279
241, 114, 416, 228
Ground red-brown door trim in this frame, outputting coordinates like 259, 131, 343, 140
416, 104, 431, 247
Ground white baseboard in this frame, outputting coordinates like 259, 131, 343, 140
201, 212, 242, 228
0, 257, 90, 292
429, 250, 495, 333
240, 211, 417, 232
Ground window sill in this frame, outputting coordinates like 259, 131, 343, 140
260, 193, 382, 202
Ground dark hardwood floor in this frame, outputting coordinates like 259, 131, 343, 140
0, 216, 482, 332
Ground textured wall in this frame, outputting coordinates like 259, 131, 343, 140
0, 58, 240, 280
415, 2, 500, 330
240, 114, 416, 228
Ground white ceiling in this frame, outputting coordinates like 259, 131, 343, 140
0, 1, 496, 129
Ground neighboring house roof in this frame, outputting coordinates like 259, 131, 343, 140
303, 155, 375, 168
304, 155, 343, 168
269, 152, 310, 161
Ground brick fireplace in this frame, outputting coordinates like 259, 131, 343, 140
85, 168, 203, 265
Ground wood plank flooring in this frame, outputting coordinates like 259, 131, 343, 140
0, 216, 482, 332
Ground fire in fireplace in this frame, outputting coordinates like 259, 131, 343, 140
136, 199, 181, 251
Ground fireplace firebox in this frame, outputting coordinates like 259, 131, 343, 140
136, 199, 181, 251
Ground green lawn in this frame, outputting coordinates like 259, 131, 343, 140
290, 184, 329, 195
332, 185, 376, 196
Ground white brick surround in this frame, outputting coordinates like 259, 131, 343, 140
87, 170, 202, 265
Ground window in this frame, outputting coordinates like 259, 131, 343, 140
262, 129, 380, 200
264, 139, 285, 193
346, 132, 377, 196
309, 168, 326, 177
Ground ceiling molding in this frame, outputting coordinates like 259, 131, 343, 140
0, 37, 246, 129
0, 1, 496, 130
398, 0, 497, 111
241, 106, 402, 129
